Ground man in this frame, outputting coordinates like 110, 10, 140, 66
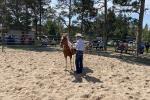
74, 33, 84, 74
145, 42, 150, 53
139, 42, 145, 54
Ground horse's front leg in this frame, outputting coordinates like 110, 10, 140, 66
65, 57, 67, 71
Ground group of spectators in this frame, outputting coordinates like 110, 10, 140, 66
21, 32, 34, 45
0, 32, 34, 45
115, 40, 150, 54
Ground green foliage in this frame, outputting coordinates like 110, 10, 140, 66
0, 0, 51, 31
113, 0, 132, 5
143, 24, 150, 42
44, 20, 61, 37
45, 20, 57, 35
0, 0, 148, 44
74, 0, 97, 33
74, 0, 97, 19
114, 14, 129, 39
113, 0, 140, 13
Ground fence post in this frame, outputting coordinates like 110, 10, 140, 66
1, 0, 6, 52
2, 32, 4, 52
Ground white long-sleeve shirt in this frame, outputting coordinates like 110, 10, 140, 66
75, 39, 84, 51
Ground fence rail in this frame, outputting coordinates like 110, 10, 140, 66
0, 34, 62, 52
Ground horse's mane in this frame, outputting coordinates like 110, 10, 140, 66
61, 34, 72, 48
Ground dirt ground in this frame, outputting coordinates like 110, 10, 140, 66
0, 47, 150, 100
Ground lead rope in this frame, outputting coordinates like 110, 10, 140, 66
73, 54, 75, 71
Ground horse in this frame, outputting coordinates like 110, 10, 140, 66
60, 34, 76, 71
115, 41, 128, 54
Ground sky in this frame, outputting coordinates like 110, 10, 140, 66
131, 0, 150, 27
51, 0, 150, 28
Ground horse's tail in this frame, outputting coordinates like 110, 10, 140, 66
71, 48, 76, 55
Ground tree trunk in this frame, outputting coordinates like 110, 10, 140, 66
15, 0, 19, 28
25, 4, 28, 34
1, 0, 7, 52
136, 0, 145, 56
80, 0, 84, 34
39, 0, 42, 35
68, 0, 71, 36
35, 18, 38, 38
81, 11, 83, 34
104, 0, 107, 51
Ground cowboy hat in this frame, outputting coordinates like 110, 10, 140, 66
75, 33, 83, 37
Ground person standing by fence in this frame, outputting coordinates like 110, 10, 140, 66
21, 32, 25, 45
145, 42, 150, 53
74, 33, 84, 74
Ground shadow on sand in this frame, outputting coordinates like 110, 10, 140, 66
87, 50, 150, 66
4, 45, 61, 52
70, 67, 103, 83
4, 45, 150, 66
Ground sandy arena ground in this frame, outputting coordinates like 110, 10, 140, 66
0, 47, 150, 100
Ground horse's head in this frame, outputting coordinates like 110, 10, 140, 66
60, 35, 68, 48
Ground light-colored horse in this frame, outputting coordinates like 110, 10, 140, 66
60, 34, 76, 70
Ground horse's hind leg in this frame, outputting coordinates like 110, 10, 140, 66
70, 57, 73, 71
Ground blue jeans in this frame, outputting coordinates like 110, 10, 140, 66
75, 51, 83, 74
